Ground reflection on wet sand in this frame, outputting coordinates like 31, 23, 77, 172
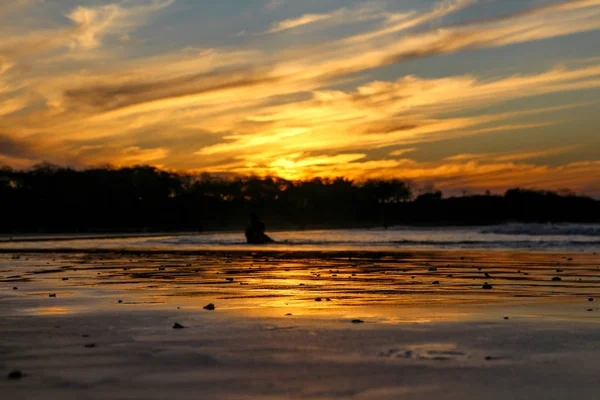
2, 250, 600, 321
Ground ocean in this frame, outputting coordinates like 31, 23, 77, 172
1, 223, 599, 252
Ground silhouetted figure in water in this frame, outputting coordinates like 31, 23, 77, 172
245, 213, 274, 244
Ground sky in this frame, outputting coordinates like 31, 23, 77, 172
1, 0, 600, 196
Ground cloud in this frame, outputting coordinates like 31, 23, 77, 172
66, 0, 175, 50
264, 13, 332, 34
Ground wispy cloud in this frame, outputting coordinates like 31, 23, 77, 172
264, 13, 332, 34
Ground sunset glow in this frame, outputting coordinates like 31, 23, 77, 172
1, 0, 599, 195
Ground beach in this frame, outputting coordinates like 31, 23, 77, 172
2, 248, 600, 399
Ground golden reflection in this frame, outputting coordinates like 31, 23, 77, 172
30, 307, 70, 315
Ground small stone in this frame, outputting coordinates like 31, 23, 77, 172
62, 278, 69, 281
351, 319, 364, 324
203, 303, 215, 310
226, 278, 234, 282
432, 281, 440, 285
7, 370, 24, 380
556, 269, 563, 273
299, 283, 305, 286
315, 297, 322, 302
482, 283, 493, 290
587, 309, 593, 312
49, 293, 56, 297
158, 267, 165, 271
504, 317, 509, 320
285, 313, 292, 316
428, 267, 437, 272
551, 277, 562, 282
485, 356, 493, 361
326, 298, 331, 302
589, 298, 594, 302
172, 323, 185, 329
118, 300, 123, 304
12, 287, 17, 290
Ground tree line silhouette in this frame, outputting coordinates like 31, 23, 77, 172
0, 164, 598, 233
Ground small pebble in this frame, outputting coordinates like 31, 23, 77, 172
551, 277, 562, 282
13, 287, 17, 290
49, 294, 56, 297
326, 298, 331, 302
62, 278, 69, 281
556, 269, 563, 273
285, 313, 292, 316
504, 317, 509, 320
315, 298, 322, 302
172, 323, 185, 329
482, 283, 493, 290
118, 300, 123, 304
589, 298, 594, 302
432, 281, 440, 285
7, 370, 24, 380
351, 319, 364, 324
226, 278, 234, 282
428, 267, 437, 272
587, 309, 593, 312
203, 303, 215, 310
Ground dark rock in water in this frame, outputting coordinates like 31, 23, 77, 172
118, 300, 123, 304
556, 269, 563, 273
203, 303, 215, 311
484, 272, 491, 278
7, 370, 24, 380
567, 258, 573, 261
432, 281, 440, 285
226, 278, 234, 282
326, 298, 331, 302
587, 309, 593, 312
482, 283, 493, 290
84, 343, 96, 348
172, 323, 185, 329
13, 287, 17, 290
158, 267, 165, 271
428, 267, 437, 272
504, 317, 509, 320
245, 213, 275, 244
299, 283, 305, 286
447, 274, 453, 278
485, 356, 493, 361
552, 277, 562, 282
285, 313, 292, 316
315, 297, 322, 302
49, 293, 56, 297
62, 278, 69, 281
351, 319, 364, 324
589, 298, 594, 302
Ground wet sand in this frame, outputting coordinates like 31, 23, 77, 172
2, 249, 600, 399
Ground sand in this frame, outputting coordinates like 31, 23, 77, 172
1, 249, 600, 399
